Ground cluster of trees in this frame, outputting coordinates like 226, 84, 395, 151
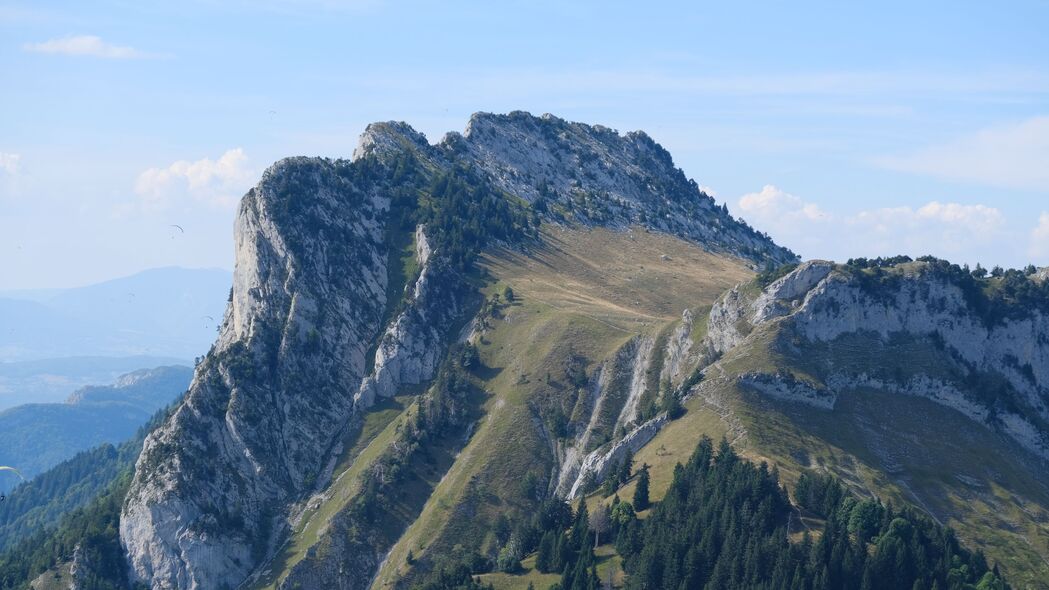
757, 262, 801, 287
0, 445, 123, 552
614, 437, 1009, 590
635, 378, 688, 426
354, 345, 479, 527
414, 563, 495, 590
600, 451, 635, 497
0, 472, 135, 590
415, 436, 1010, 590
538, 500, 603, 590
367, 151, 540, 276
845, 255, 917, 269
420, 167, 537, 271
412, 498, 577, 588
592, 450, 649, 512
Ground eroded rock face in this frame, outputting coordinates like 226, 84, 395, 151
567, 414, 668, 499
355, 227, 470, 407
659, 309, 697, 388
553, 336, 654, 499
707, 261, 1049, 458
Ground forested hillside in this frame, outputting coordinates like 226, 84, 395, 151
420, 437, 1009, 590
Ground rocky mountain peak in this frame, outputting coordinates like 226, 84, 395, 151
455, 110, 795, 265
119, 111, 795, 589
352, 120, 429, 162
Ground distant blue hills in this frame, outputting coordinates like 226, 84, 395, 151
0, 365, 192, 492
0, 267, 228, 409
0, 266, 231, 363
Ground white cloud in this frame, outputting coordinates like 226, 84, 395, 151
0, 153, 20, 175
22, 35, 148, 59
1031, 213, 1049, 261
135, 149, 254, 209
850, 202, 1004, 237
875, 116, 1049, 192
844, 202, 1005, 259
735, 187, 1007, 264
736, 185, 830, 241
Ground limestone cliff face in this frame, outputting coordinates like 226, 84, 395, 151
119, 112, 792, 590
121, 157, 395, 589
705, 261, 1049, 458
659, 309, 698, 388
554, 336, 653, 498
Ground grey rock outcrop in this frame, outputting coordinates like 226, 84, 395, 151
355, 226, 469, 407
738, 371, 835, 409
567, 414, 668, 499
659, 309, 697, 388
459, 112, 795, 266
706, 261, 1049, 458
555, 336, 652, 498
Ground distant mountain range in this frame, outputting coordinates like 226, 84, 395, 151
0, 365, 192, 492
0, 266, 231, 363
0, 355, 187, 409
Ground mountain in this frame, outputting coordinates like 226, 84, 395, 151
0, 355, 186, 410
0, 267, 230, 364
0, 366, 191, 492
118, 111, 791, 590
4, 111, 1040, 590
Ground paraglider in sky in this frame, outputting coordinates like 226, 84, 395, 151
0, 466, 25, 481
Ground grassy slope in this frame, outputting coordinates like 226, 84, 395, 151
369, 226, 752, 589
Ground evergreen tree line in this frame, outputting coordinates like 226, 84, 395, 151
419, 166, 538, 271
353, 344, 479, 527
614, 438, 1009, 590
417, 436, 1010, 590
381, 152, 539, 273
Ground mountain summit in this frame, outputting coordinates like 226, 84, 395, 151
118, 112, 791, 589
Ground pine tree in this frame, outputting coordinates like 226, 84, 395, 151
633, 464, 650, 511
618, 449, 633, 484
536, 531, 556, 573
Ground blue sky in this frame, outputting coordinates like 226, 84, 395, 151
2, 0, 1048, 288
